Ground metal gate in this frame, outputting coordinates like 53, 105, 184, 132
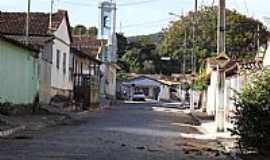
74, 74, 91, 110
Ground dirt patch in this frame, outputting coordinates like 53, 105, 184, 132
240, 154, 270, 160
176, 138, 227, 157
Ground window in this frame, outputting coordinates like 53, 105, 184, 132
63, 53, 67, 74
56, 50, 60, 69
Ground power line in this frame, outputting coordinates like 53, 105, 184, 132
54, 0, 160, 8
119, 0, 160, 6
243, 0, 249, 15
59, 0, 96, 7
121, 18, 172, 28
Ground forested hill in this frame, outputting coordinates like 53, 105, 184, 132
127, 32, 163, 45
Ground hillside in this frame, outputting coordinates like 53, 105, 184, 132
128, 32, 163, 45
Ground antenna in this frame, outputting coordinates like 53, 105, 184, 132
119, 21, 122, 33
26, 0, 31, 44
49, 0, 54, 30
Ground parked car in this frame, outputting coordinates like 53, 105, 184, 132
132, 91, 146, 101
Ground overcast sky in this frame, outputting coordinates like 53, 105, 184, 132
0, 0, 269, 36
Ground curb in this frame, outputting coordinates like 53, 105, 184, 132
0, 126, 26, 138
189, 112, 242, 160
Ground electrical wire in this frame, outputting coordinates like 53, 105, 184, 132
55, 0, 160, 7
121, 18, 172, 28
243, 0, 249, 15
118, 0, 160, 6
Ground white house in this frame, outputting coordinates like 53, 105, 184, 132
121, 76, 173, 101
205, 58, 262, 121
260, 17, 270, 67
0, 10, 73, 104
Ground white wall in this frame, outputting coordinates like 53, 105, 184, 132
100, 63, 117, 98
123, 77, 161, 87
264, 42, 270, 67
159, 85, 170, 101
206, 71, 218, 116
51, 18, 72, 91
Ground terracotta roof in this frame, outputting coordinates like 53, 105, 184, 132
0, 10, 68, 36
0, 33, 39, 57
71, 36, 107, 58
71, 47, 101, 64
5, 35, 53, 47
226, 60, 263, 77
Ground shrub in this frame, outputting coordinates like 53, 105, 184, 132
232, 68, 270, 154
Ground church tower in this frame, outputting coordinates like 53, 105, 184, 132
98, 0, 118, 100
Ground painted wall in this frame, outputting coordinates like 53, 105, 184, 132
206, 71, 218, 116
100, 64, 117, 99
263, 41, 270, 67
122, 77, 171, 101
123, 77, 161, 87
0, 39, 38, 104
51, 18, 73, 94
159, 85, 170, 101
39, 42, 53, 104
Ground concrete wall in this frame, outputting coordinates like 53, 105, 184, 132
39, 42, 53, 104
100, 63, 117, 99
0, 39, 38, 104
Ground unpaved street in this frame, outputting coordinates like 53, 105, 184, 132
0, 103, 232, 160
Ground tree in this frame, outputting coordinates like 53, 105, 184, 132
88, 26, 98, 36
232, 69, 270, 155
73, 25, 87, 35
159, 7, 269, 72
116, 33, 128, 58
72, 25, 98, 37
120, 39, 162, 73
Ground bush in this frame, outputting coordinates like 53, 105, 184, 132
232, 68, 270, 154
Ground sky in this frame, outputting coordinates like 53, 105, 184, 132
0, 0, 270, 36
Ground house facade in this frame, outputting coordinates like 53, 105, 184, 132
0, 35, 39, 104
261, 17, 270, 67
0, 10, 73, 104
120, 76, 174, 101
71, 36, 102, 109
204, 58, 262, 122
49, 11, 73, 99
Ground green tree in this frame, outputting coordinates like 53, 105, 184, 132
160, 7, 269, 72
88, 26, 98, 36
232, 69, 270, 155
120, 40, 162, 73
73, 25, 87, 35
116, 33, 128, 58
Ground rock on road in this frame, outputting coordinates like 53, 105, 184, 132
0, 102, 233, 160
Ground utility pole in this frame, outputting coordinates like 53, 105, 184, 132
25, 0, 31, 44
183, 30, 187, 76
257, 24, 260, 52
217, 0, 225, 55
216, 0, 226, 132
190, 0, 197, 112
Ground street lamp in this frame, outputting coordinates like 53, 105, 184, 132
161, 57, 171, 61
